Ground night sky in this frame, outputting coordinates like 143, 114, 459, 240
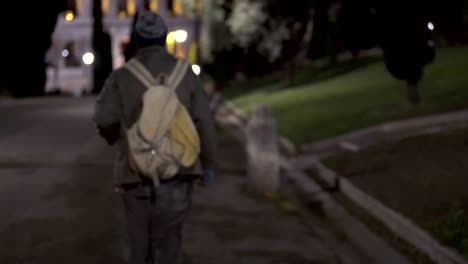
0, 1, 65, 96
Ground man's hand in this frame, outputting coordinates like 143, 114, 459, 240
200, 169, 216, 187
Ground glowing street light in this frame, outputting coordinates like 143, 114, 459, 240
62, 49, 69, 57
427, 22, 434, 31
65, 11, 74, 21
174, 30, 188, 43
192, 64, 201, 75
82, 52, 95, 65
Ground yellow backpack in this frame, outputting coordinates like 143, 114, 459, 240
124, 58, 200, 186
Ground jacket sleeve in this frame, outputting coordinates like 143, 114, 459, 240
93, 72, 122, 146
189, 72, 219, 172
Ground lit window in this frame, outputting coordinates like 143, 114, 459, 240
118, 0, 128, 18
174, 0, 182, 15
127, 0, 136, 16
102, 0, 109, 14
195, 0, 202, 16
168, 0, 183, 16
75, 0, 83, 16
150, 0, 158, 11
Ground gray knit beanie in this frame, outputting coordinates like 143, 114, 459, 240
134, 11, 168, 48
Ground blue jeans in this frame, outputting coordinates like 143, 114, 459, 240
121, 177, 193, 264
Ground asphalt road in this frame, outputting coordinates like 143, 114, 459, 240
0, 96, 411, 264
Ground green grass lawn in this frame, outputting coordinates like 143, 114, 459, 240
230, 47, 468, 146
222, 55, 381, 100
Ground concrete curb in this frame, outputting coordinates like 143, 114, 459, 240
280, 159, 412, 264
339, 177, 468, 264
301, 109, 468, 159
295, 109, 468, 263
304, 160, 468, 264
294, 154, 468, 263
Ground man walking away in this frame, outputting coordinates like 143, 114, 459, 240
93, 11, 218, 264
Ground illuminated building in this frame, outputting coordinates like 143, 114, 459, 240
45, 0, 203, 95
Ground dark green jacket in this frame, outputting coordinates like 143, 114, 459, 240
93, 45, 218, 186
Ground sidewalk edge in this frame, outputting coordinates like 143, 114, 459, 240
307, 160, 468, 264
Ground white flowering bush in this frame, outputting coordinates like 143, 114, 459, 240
226, 0, 267, 47
201, 0, 308, 67
257, 21, 291, 62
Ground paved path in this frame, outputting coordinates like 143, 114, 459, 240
0, 96, 409, 263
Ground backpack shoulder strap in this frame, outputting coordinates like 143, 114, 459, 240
124, 58, 157, 89
168, 59, 189, 91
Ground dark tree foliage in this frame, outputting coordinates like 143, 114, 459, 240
431, 0, 467, 45
0, 1, 66, 97
265, 0, 310, 62
92, 0, 113, 94
265, 0, 311, 87
307, 0, 331, 60
338, 0, 377, 57
205, 44, 277, 86
376, 1, 436, 105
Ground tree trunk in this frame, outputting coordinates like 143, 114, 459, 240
283, 22, 302, 88
284, 59, 297, 88
307, 0, 330, 60
407, 80, 421, 105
